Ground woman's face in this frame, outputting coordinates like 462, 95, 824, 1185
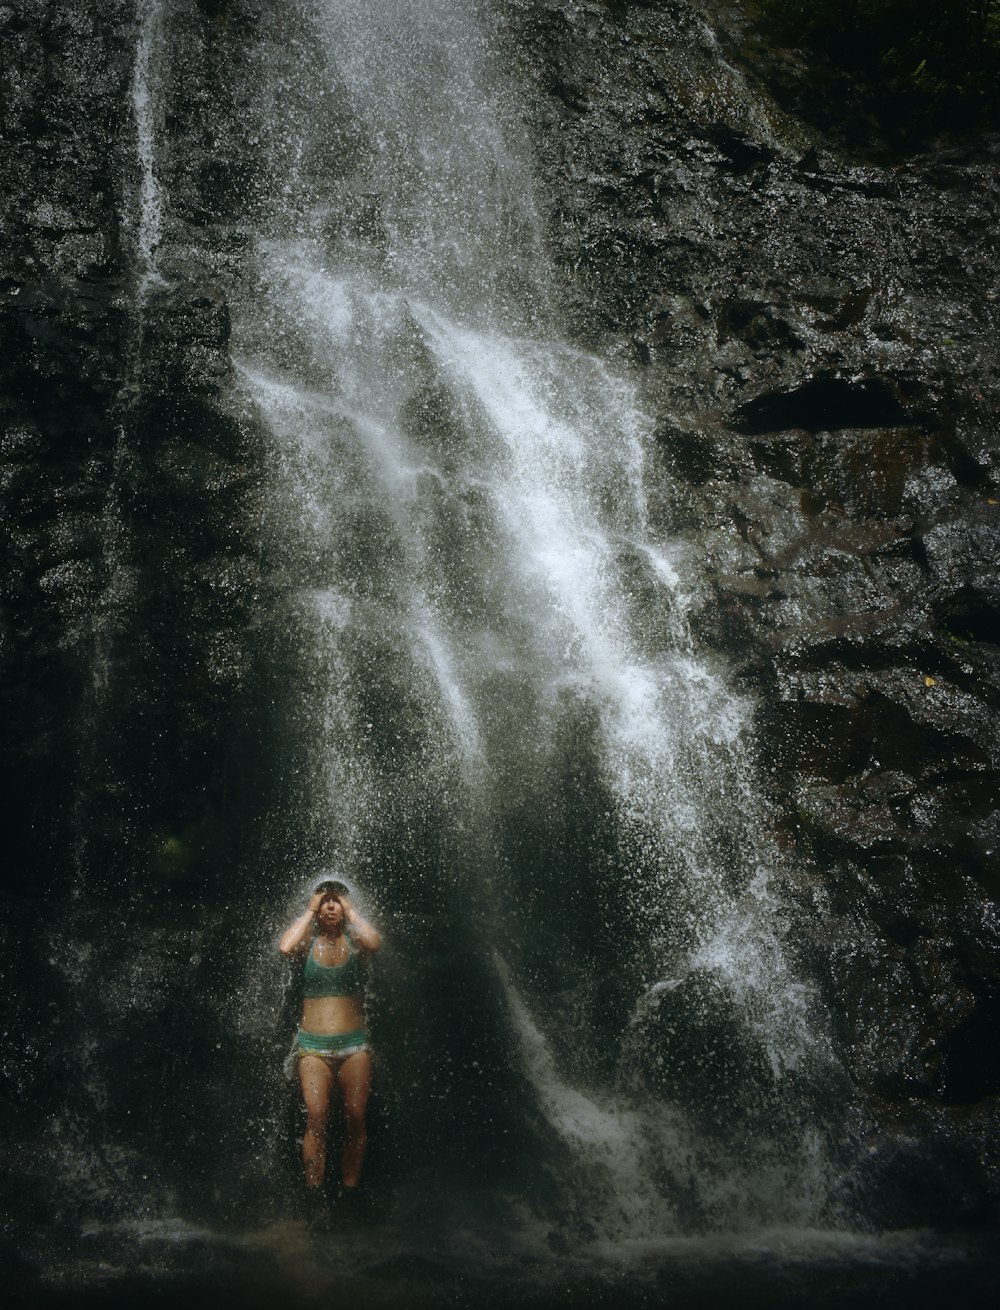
317, 895, 345, 931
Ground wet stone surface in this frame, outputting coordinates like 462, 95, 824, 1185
506, 0, 1000, 1205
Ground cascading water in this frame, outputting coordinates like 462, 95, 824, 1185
233, 0, 849, 1242
88, 0, 168, 715
133, 0, 166, 291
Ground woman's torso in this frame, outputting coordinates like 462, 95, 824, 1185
300, 930, 367, 1034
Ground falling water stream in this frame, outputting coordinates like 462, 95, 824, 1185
234, 0, 842, 1236
133, 0, 166, 288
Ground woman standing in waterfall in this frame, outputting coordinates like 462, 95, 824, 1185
279, 880, 381, 1202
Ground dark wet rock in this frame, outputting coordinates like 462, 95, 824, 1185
0, 0, 266, 904
623, 969, 789, 1134
506, 0, 1000, 1213
0, 0, 132, 884
844, 1100, 1000, 1228
730, 375, 921, 435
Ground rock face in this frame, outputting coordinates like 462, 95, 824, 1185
1, 0, 130, 880
1, 0, 998, 1246
0, 0, 266, 905
505, 0, 1000, 1213
0, 0, 271, 1251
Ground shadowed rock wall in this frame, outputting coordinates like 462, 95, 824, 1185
506, 0, 1000, 1214
0, 0, 272, 1251
0, 0, 268, 903
1, 0, 131, 883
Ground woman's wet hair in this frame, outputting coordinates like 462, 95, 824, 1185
314, 878, 349, 899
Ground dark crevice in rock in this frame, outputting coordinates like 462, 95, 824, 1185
936, 991, 1000, 1104
935, 586, 1000, 647
729, 375, 922, 435
703, 121, 775, 173
941, 429, 995, 489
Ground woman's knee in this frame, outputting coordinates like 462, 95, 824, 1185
304, 1103, 329, 1133
342, 1100, 367, 1131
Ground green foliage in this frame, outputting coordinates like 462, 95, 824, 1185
754, 0, 1000, 145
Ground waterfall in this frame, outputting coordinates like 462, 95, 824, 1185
231, 0, 848, 1235
84, 1, 164, 706
88, 0, 168, 705
132, 0, 166, 290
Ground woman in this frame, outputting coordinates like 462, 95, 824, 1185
279, 880, 381, 1195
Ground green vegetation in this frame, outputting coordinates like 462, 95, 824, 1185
754, 0, 1000, 147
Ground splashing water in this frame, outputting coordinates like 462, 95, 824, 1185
231, 0, 849, 1236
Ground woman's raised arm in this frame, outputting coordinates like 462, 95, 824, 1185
342, 897, 382, 953
279, 892, 322, 955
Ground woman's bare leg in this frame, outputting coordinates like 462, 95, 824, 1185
337, 1050, 372, 1189
299, 1054, 334, 1188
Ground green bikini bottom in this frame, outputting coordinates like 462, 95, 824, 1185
284, 1028, 371, 1078
296, 1027, 370, 1056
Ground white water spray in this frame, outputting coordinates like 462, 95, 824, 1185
233, 0, 846, 1233
132, 0, 166, 289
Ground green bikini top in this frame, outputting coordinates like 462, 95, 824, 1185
302, 929, 366, 999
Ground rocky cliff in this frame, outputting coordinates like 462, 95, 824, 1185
1, 0, 266, 905
505, 0, 1000, 1215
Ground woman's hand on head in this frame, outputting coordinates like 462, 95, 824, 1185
308, 891, 324, 914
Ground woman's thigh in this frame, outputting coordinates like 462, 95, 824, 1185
299, 1053, 334, 1118
336, 1050, 372, 1117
